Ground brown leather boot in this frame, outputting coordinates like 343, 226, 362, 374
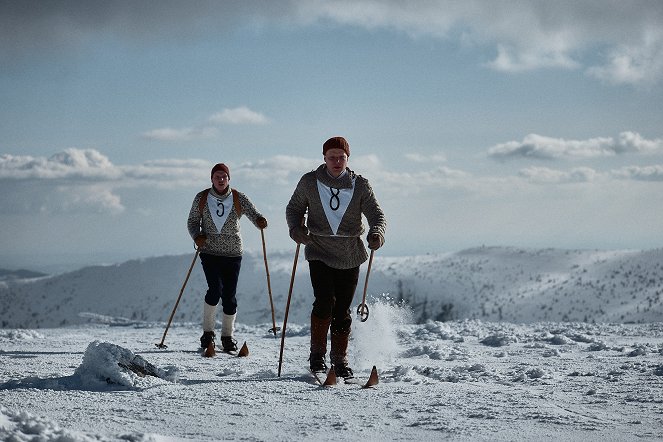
310, 314, 331, 372
330, 331, 354, 378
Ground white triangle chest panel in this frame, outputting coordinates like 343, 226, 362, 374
316, 177, 356, 235
207, 192, 231, 233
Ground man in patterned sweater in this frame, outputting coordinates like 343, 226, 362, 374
286, 136, 386, 378
188, 163, 267, 353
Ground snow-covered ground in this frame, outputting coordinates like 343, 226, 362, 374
1, 300, 662, 441
1, 247, 662, 440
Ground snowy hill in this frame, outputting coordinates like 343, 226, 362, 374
1, 246, 662, 329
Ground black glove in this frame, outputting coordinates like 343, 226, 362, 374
290, 226, 312, 245
367, 233, 383, 250
194, 235, 207, 248
256, 217, 268, 229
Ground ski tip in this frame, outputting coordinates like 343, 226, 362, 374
203, 341, 216, 358
237, 341, 249, 357
323, 366, 337, 386
363, 365, 379, 388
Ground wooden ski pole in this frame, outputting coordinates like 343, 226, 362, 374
277, 240, 301, 376
156, 248, 200, 349
356, 248, 374, 322
261, 228, 279, 336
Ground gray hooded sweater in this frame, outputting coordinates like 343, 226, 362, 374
286, 165, 386, 269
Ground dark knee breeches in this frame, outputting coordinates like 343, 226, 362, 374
308, 260, 360, 335
200, 253, 242, 315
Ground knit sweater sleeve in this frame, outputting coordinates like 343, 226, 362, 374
236, 190, 265, 229
285, 173, 312, 231
187, 190, 207, 240
360, 178, 386, 242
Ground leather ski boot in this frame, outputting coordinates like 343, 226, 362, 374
309, 314, 332, 373
221, 336, 238, 353
200, 331, 215, 349
330, 330, 354, 379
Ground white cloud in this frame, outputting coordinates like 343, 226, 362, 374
142, 107, 268, 143
234, 155, 321, 186
519, 166, 599, 184
141, 126, 218, 142
300, 1, 663, 84
0, 148, 121, 180
612, 164, 663, 181
488, 132, 663, 161
54, 186, 125, 214
488, 44, 580, 72
0, 148, 211, 214
208, 107, 269, 125
404, 152, 447, 163
586, 28, 663, 86
3, 147, 662, 219
4, 1, 662, 86
617, 131, 663, 154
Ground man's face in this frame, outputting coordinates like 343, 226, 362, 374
211, 170, 229, 191
324, 148, 348, 177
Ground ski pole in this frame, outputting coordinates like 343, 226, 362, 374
278, 239, 301, 376
261, 228, 280, 336
356, 249, 374, 322
156, 248, 200, 349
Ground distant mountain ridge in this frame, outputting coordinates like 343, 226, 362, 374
1, 246, 662, 329
0, 268, 48, 282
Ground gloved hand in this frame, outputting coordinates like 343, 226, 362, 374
367, 233, 383, 250
194, 235, 207, 248
256, 217, 268, 229
290, 226, 312, 245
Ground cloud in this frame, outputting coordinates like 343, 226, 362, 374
586, 28, 663, 86
141, 126, 218, 142
0, 148, 121, 180
54, 186, 125, 214
488, 132, 663, 161
612, 164, 663, 181
234, 155, 320, 185
404, 152, 447, 163
3, 1, 662, 86
208, 107, 269, 125
2, 146, 661, 219
488, 44, 580, 72
617, 131, 663, 154
519, 166, 599, 184
142, 107, 269, 142
302, 1, 663, 84
0, 148, 212, 214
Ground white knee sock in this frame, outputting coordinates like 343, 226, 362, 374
203, 302, 216, 332
221, 313, 236, 337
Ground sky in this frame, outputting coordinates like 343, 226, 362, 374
1, 0, 663, 272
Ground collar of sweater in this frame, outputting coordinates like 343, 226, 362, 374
315, 164, 355, 189
210, 186, 231, 199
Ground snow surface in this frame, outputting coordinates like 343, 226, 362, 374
1, 247, 663, 440
1, 300, 662, 441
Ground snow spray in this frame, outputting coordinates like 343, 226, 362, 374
350, 294, 413, 371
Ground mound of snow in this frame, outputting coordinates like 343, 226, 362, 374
73, 341, 178, 389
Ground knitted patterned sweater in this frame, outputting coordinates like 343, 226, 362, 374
286, 165, 386, 269
187, 186, 264, 257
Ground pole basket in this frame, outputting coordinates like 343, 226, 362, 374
356, 303, 369, 322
